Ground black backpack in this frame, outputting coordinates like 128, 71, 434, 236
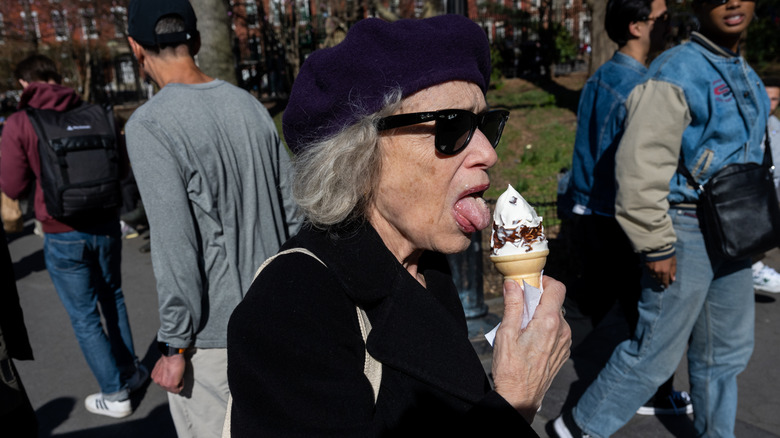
26, 103, 122, 219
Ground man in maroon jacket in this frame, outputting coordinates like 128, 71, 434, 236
0, 55, 147, 418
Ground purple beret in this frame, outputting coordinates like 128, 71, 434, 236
283, 14, 491, 154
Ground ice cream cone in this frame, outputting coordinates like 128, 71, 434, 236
490, 249, 549, 289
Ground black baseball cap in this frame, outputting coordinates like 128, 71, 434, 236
128, 0, 199, 47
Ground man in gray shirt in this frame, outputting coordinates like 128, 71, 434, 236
125, 1, 300, 436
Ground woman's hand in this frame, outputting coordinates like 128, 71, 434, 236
491, 276, 571, 423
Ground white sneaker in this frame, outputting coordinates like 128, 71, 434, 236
120, 220, 139, 239
752, 261, 780, 293
84, 393, 132, 418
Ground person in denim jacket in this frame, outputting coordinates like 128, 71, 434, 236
560, 0, 689, 419
552, 0, 768, 437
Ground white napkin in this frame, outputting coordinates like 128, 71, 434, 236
485, 272, 543, 347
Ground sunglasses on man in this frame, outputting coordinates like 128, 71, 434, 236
697, 0, 754, 5
642, 11, 670, 22
377, 109, 510, 155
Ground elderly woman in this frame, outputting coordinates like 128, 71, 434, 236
227, 15, 571, 436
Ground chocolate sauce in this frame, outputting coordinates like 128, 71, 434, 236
492, 222, 545, 253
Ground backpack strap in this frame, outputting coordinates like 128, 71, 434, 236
222, 248, 382, 437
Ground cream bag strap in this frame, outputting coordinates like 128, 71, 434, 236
222, 248, 381, 437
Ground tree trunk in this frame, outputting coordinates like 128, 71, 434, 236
190, 0, 237, 85
586, 0, 617, 76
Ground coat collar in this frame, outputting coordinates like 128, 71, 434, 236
287, 222, 490, 402
690, 31, 738, 58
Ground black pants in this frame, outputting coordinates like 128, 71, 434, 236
568, 213, 674, 400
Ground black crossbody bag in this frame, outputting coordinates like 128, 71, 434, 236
678, 135, 780, 260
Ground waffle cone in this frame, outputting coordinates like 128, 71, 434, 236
490, 249, 549, 289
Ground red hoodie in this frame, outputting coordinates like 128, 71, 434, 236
0, 82, 118, 233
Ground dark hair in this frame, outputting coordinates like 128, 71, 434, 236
142, 15, 197, 55
14, 54, 62, 84
605, 0, 654, 46
764, 77, 780, 89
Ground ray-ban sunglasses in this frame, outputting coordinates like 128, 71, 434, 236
377, 109, 510, 155
698, 0, 754, 5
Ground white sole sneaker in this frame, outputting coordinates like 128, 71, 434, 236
84, 393, 132, 418
553, 415, 576, 438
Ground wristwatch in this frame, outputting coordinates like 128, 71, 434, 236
157, 341, 186, 357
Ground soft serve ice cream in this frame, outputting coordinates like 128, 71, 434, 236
490, 184, 548, 256
485, 185, 550, 337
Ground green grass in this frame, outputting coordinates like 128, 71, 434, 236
488, 105, 575, 201
489, 87, 557, 108
485, 78, 582, 225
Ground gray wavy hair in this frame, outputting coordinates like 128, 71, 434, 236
292, 89, 403, 228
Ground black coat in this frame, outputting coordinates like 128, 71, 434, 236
0, 227, 33, 362
227, 222, 537, 437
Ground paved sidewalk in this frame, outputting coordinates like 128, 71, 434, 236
8, 221, 780, 437
10, 224, 175, 437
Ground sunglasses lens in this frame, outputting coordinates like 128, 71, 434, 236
480, 112, 508, 147
435, 111, 475, 154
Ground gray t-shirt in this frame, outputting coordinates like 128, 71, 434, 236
126, 79, 301, 348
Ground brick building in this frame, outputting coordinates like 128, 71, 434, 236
0, 0, 140, 103
0, 0, 591, 100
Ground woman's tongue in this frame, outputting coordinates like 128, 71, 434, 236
454, 196, 491, 231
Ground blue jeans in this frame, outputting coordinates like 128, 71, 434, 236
573, 208, 754, 438
44, 228, 137, 400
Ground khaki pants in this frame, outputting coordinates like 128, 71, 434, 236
168, 348, 230, 438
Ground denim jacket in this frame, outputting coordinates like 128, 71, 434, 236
615, 32, 769, 260
567, 51, 647, 216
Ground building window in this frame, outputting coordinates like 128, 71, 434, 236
413, 0, 424, 17
80, 8, 98, 40
477, 0, 487, 14
21, 11, 42, 41
119, 58, 136, 85
111, 6, 127, 38
52, 10, 69, 41
270, 0, 281, 27
297, 0, 308, 25
0, 13, 5, 44
246, 0, 258, 28
496, 23, 506, 40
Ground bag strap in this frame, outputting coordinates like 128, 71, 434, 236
765, 125, 775, 169
677, 126, 773, 192
222, 248, 382, 438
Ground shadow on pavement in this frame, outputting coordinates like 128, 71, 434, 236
38, 402, 175, 438
33, 337, 176, 437
13, 249, 45, 280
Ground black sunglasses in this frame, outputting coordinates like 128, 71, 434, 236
377, 109, 510, 155
697, 0, 754, 5
641, 11, 670, 22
